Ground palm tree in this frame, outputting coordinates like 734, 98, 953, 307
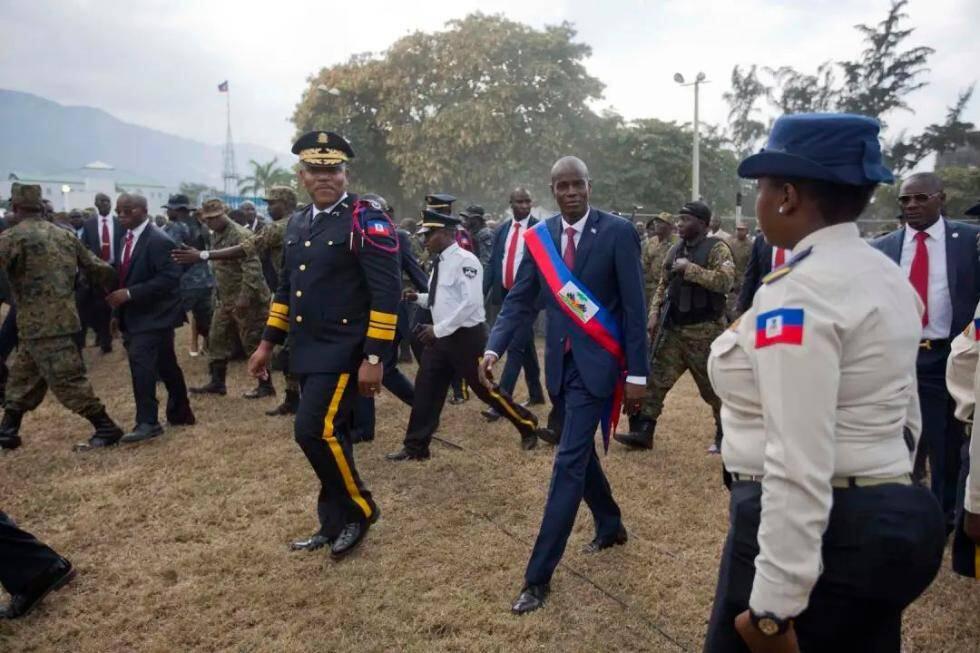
238, 158, 293, 197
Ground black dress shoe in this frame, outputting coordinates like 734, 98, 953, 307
167, 405, 196, 426
524, 397, 547, 407
289, 533, 332, 552
534, 428, 558, 445
72, 435, 120, 452
0, 434, 22, 450
520, 432, 538, 450
385, 447, 430, 461
448, 395, 467, 405
330, 521, 369, 560
481, 408, 501, 422
120, 423, 164, 444
583, 524, 628, 554
2, 558, 75, 619
511, 583, 549, 615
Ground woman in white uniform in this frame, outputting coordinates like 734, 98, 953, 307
704, 113, 945, 653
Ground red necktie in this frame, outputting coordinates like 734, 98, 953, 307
773, 247, 786, 267
563, 227, 577, 352
503, 222, 522, 289
100, 218, 111, 261
909, 230, 929, 327
119, 231, 134, 286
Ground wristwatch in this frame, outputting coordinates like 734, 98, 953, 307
199, 250, 210, 261
750, 611, 793, 636
365, 354, 380, 365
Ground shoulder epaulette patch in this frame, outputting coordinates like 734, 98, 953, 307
762, 246, 813, 285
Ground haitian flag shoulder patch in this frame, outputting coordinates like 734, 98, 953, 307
756, 308, 804, 348
974, 317, 980, 341
366, 220, 393, 236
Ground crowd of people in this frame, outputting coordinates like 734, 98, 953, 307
0, 112, 978, 652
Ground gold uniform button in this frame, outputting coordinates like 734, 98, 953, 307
304, 241, 311, 247
328, 240, 333, 245
299, 264, 306, 271
296, 291, 302, 298
296, 315, 303, 323
341, 318, 348, 324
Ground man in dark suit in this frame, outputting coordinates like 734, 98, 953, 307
105, 194, 195, 443
0, 511, 75, 619
735, 235, 793, 315
480, 157, 648, 614
79, 192, 124, 353
481, 187, 546, 418
873, 172, 980, 526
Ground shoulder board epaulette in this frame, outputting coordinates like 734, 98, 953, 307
762, 246, 813, 285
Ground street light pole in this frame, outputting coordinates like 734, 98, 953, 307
674, 72, 709, 202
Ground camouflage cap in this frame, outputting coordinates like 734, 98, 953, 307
648, 211, 673, 226
10, 183, 43, 210
199, 198, 227, 219
263, 185, 297, 204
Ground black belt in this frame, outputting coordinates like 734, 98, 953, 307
919, 338, 950, 351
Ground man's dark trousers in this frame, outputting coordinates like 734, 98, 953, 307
916, 342, 961, 523
295, 371, 378, 538
524, 354, 622, 586
349, 341, 415, 440
0, 511, 62, 596
498, 319, 544, 403
123, 328, 189, 425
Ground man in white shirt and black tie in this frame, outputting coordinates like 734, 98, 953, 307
80, 192, 123, 353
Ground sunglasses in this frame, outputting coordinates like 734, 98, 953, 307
897, 192, 940, 205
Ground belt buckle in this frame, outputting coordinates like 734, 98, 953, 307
919, 339, 932, 351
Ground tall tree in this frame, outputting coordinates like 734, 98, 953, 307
765, 63, 838, 114
723, 65, 769, 159
238, 158, 292, 197
886, 86, 977, 175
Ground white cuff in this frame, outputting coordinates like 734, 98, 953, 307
415, 293, 428, 306
484, 350, 499, 360
626, 375, 646, 385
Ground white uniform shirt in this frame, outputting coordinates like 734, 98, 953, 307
415, 242, 485, 338
899, 218, 952, 340
947, 303, 980, 513
707, 222, 922, 618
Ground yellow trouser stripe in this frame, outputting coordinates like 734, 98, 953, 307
271, 302, 289, 316
366, 326, 396, 340
488, 387, 536, 429
267, 316, 289, 331
321, 373, 372, 519
369, 310, 397, 325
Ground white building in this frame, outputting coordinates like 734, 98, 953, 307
2, 162, 178, 213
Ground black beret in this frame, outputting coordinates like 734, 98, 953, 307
678, 201, 712, 223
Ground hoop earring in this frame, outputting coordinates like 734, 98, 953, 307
778, 206, 785, 215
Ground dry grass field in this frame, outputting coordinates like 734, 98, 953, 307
1, 331, 978, 652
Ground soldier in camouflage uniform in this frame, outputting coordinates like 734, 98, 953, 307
642, 212, 679, 302
462, 205, 494, 271
166, 194, 214, 354
173, 186, 301, 415
614, 201, 735, 452
0, 184, 125, 452
188, 199, 272, 398
725, 223, 753, 320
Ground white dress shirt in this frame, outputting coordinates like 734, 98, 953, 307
708, 222, 922, 618
899, 218, 952, 340
311, 193, 348, 223
770, 246, 793, 268
501, 216, 532, 287
414, 242, 485, 338
98, 212, 116, 261
124, 218, 151, 254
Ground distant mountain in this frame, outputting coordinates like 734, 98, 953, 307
0, 89, 290, 189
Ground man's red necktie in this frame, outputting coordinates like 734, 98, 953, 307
909, 230, 929, 327
100, 218, 111, 261
119, 231, 134, 286
563, 227, 576, 352
503, 222, 521, 289
773, 247, 786, 268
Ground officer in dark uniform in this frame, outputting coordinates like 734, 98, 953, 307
248, 130, 401, 560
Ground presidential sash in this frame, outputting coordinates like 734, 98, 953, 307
523, 222, 626, 450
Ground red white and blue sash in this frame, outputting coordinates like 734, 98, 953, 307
523, 222, 626, 450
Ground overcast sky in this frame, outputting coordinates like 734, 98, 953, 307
2, 0, 977, 156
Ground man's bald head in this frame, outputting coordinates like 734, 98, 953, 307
509, 186, 532, 221
902, 172, 943, 194
550, 156, 592, 222
550, 156, 590, 182
95, 192, 112, 217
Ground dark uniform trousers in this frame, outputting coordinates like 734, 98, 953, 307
498, 317, 545, 404
915, 341, 962, 523
952, 436, 979, 578
524, 354, 621, 587
704, 481, 945, 652
349, 340, 415, 440
295, 370, 377, 536
0, 512, 63, 596
404, 324, 538, 454
123, 329, 190, 426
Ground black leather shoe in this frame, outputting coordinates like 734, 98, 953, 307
524, 397, 547, 407
266, 390, 299, 416
534, 428, 558, 445
0, 434, 22, 450
511, 583, 549, 615
448, 395, 467, 405
385, 447, 430, 461
121, 423, 164, 444
330, 521, 369, 560
481, 408, 501, 422
242, 379, 275, 399
72, 435, 120, 452
167, 405, 196, 427
613, 418, 655, 450
521, 432, 538, 451
289, 533, 332, 552
2, 558, 75, 619
582, 524, 628, 554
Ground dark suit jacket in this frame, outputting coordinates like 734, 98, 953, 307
81, 214, 124, 262
115, 223, 185, 335
397, 229, 428, 291
487, 209, 649, 398
484, 216, 540, 305
736, 236, 774, 314
872, 218, 980, 337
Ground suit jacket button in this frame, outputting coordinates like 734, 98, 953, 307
299, 264, 306, 271
341, 318, 348, 324
328, 240, 333, 245
296, 315, 303, 323
296, 291, 302, 297
304, 241, 311, 247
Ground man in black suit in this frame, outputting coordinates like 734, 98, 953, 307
481, 188, 545, 419
735, 235, 792, 315
79, 192, 123, 353
105, 194, 195, 443
0, 511, 75, 619
873, 172, 980, 526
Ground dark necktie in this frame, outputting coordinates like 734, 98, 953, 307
427, 256, 441, 308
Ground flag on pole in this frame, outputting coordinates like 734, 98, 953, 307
217, 80, 229, 92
